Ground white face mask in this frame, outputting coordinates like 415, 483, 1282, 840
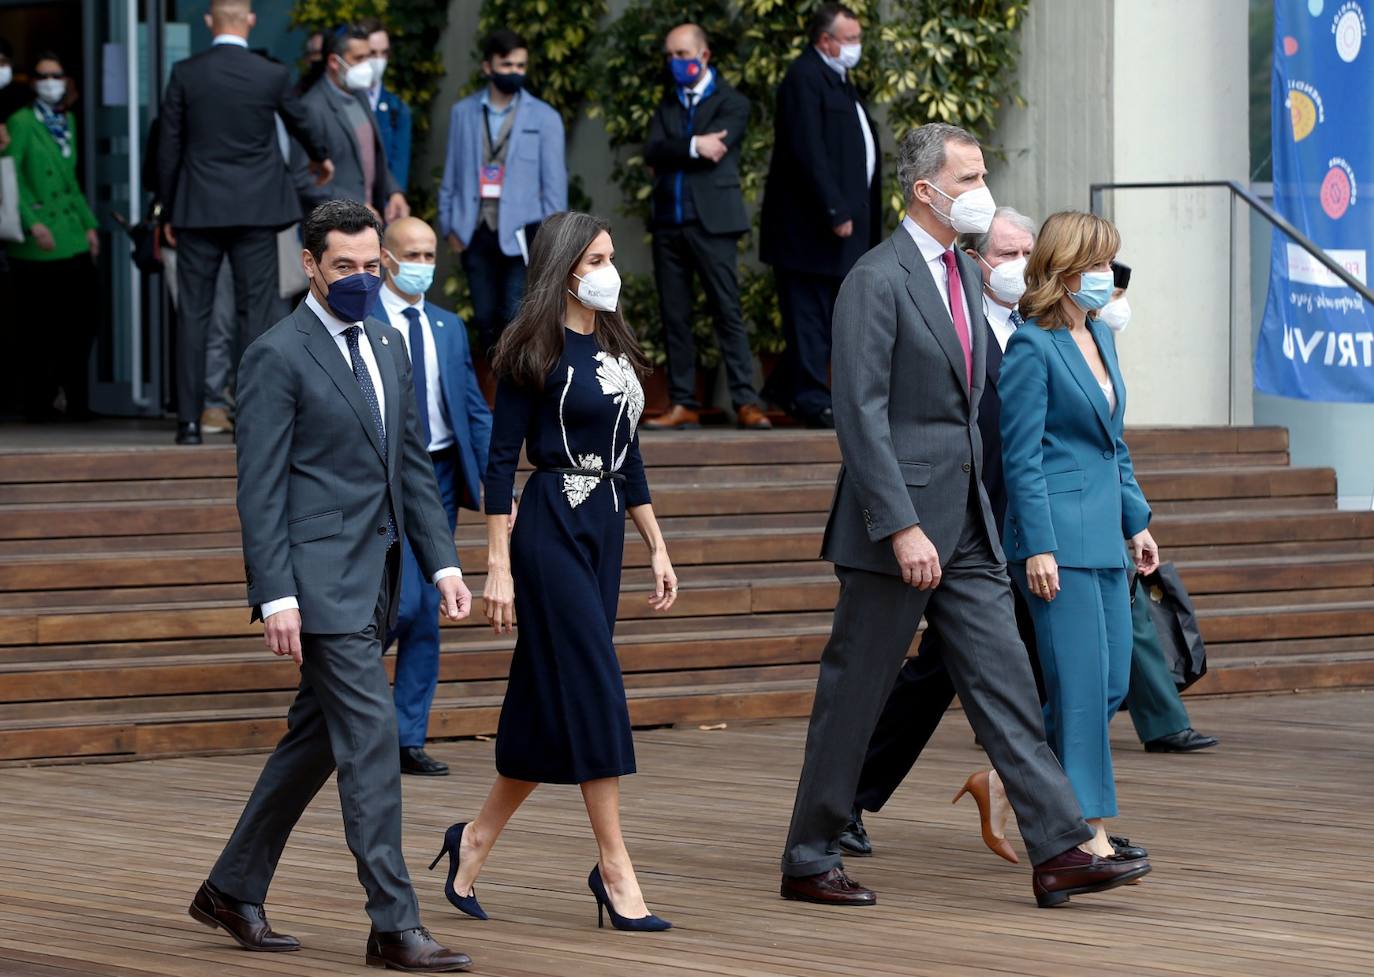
369, 56, 387, 88
0, 65, 12, 90
927, 183, 996, 235
981, 255, 1027, 306
35, 78, 66, 105
342, 59, 374, 92
837, 42, 862, 69
1099, 296, 1132, 333
569, 264, 622, 313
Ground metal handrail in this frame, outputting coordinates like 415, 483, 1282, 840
1089, 180, 1374, 306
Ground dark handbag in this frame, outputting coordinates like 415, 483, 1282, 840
1138, 563, 1208, 691
111, 202, 163, 273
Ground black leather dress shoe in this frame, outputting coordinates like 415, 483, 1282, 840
187, 880, 300, 951
1109, 835, 1148, 859
835, 807, 872, 857
365, 927, 471, 972
804, 408, 836, 430
175, 421, 203, 445
400, 747, 449, 776
1144, 728, 1218, 753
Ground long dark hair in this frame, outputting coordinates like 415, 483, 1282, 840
491, 211, 648, 389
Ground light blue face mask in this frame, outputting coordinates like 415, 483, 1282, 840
391, 260, 436, 296
1068, 270, 1114, 312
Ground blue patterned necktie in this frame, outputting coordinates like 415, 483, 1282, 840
345, 325, 397, 546
401, 307, 432, 449
1009, 308, 1024, 329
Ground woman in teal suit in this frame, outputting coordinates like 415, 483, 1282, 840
4, 51, 99, 420
999, 211, 1159, 859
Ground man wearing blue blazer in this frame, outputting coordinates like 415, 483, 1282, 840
378, 217, 493, 776
361, 18, 413, 190
438, 28, 567, 353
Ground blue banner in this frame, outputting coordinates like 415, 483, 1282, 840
1255, 0, 1374, 402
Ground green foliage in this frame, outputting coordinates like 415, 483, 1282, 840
471, 0, 608, 129
291, 0, 450, 217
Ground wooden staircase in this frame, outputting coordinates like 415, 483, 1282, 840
1, 426, 1372, 764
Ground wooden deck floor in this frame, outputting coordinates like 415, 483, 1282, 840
0, 690, 1369, 977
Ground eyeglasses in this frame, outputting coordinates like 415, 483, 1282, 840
34, 71, 64, 80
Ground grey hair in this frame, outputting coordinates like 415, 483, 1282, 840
961, 206, 1038, 257
897, 122, 980, 203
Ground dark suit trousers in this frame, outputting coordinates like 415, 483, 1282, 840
1123, 580, 1192, 744
854, 581, 1041, 814
12, 255, 98, 417
209, 549, 422, 932
175, 226, 278, 422
774, 267, 842, 418
461, 223, 526, 355
387, 448, 461, 748
651, 222, 759, 409
781, 509, 1092, 876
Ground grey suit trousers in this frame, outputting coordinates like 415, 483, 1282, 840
781, 506, 1093, 875
209, 550, 421, 931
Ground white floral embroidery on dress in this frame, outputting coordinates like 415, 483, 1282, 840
562, 452, 604, 509
595, 353, 646, 512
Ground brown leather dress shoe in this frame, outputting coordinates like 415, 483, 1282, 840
365, 927, 472, 972
1032, 846, 1152, 908
779, 867, 876, 906
187, 880, 300, 951
736, 403, 773, 429
644, 404, 701, 430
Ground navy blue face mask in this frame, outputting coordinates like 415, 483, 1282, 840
319, 270, 382, 322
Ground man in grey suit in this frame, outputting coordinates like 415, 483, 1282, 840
291, 23, 409, 224
187, 200, 472, 972
777, 123, 1152, 909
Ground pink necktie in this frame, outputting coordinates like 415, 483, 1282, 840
940, 250, 973, 388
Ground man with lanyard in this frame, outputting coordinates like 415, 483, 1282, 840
438, 28, 567, 355
642, 23, 771, 432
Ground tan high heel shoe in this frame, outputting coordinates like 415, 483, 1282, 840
952, 769, 1020, 864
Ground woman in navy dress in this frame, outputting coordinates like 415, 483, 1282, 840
432, 212, 678, 931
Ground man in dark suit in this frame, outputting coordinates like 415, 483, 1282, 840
641, 23, 770, 432
778, 124, 1150, 909
188, 200, 473, 973
376, 216, 493, 776
158, 0, 334, 445
290, 24, 409, 225
759, 2, 882, 429
840, 206, 1039, 855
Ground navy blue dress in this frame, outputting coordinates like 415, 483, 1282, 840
484, 328, 650, 784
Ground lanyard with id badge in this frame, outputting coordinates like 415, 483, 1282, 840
481, 104, 516, 200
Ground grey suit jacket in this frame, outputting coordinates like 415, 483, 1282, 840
821, 226, 1003, 576
290, 81, 401, 214
236, 301, 458, 634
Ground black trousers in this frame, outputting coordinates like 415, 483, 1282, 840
774, 266, 842, 418
460, 223, 526, 355
12, 254, 99, 418
854, 578, 1043, 814
175, 225, 278, 423
651, 222, 759, 409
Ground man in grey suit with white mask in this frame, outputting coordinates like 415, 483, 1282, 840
777, 123, 1152, 909
187, 200, 473, 972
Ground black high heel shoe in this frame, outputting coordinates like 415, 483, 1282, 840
428, 822, 488, 920
587, 865, 671, 932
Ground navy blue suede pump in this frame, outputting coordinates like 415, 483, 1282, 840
429, 822, 488, 921
587, 865, 671, 932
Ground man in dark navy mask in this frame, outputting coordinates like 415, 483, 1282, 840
187, 199, 476, 974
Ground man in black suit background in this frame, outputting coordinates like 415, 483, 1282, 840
642, 23, 771, 433
759, 2, 881, 429
158, 0, 334, 445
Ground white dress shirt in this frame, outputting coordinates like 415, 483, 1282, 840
212, 34, 249, 49
681, 67, 714, 160
379, 282, 455, 453
984, 297, 1017, 353
260, 292, 459, 620
902, 215, 972, 330
815, 47, 876, 187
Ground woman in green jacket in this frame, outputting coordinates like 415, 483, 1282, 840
5, 51, 99, 420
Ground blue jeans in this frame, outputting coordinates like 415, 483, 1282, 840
387, 449, 461, 748
460, 223, 527, 355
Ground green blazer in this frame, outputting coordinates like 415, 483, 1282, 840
3, 106, 98, 262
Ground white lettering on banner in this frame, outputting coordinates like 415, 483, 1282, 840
1287, 288, 1367, 315
1280, 325, 1374, 365
1285, 243, 1368, 287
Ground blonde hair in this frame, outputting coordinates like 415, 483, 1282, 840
1020, 211, 1121, 331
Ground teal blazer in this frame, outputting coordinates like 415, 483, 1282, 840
3, 106, 97, 262
999, 317, 1151, 569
